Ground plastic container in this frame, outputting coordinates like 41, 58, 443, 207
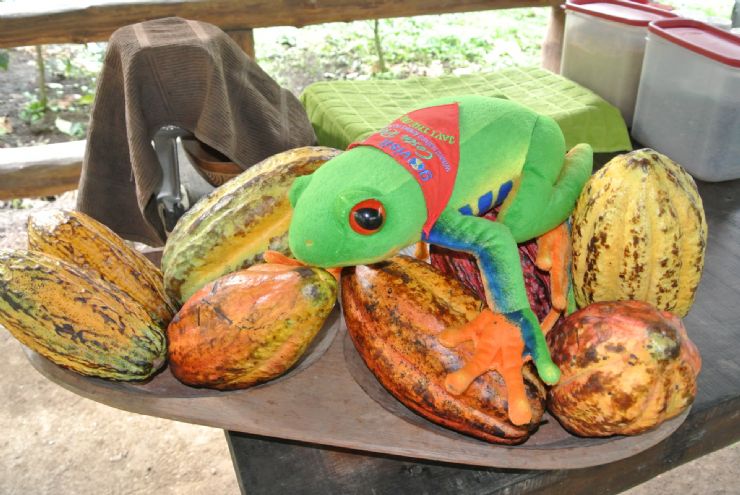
632, 19, 740, 182
560, 0, 677, 125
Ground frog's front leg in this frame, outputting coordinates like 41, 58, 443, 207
424, 209, 561, 385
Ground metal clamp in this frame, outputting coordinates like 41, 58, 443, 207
152, 125, 191, 235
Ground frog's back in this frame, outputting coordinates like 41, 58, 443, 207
427, 96, 543, 215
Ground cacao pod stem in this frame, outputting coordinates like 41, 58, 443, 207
263, 250, 341, 281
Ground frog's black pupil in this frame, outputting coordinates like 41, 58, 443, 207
354, 208, 383, 231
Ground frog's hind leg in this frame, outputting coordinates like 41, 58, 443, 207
425, 210, 560, 385
498, 116, 593, 243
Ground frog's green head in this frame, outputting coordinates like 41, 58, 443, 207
288, 148, 426, 268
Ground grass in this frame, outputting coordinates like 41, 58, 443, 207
253, 1, 735, 95
255, 8, 550, 95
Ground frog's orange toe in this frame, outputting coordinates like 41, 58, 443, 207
445, 372, 473, 396
508, 397, 533, 426
536, 223, 570, 312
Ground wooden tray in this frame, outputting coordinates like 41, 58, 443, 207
24, 307, 689, 470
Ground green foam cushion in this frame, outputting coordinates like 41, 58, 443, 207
300, 66, 631, 153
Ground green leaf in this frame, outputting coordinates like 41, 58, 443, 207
0, 50, 9, 71
55, 117, 86, 138
78, 93, 95, 105
20, 99, 47, 123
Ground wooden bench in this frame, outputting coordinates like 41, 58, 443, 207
0, 0, 565, 200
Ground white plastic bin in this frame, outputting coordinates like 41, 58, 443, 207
632, 19, 740, 182
560, 0, 677, 126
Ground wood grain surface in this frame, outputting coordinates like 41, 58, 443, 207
24, 299, 689, 471
0, 140, 84, 200
0, 0, 559, 49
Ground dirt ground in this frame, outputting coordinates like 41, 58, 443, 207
1, 193, 738, 495
0, 193, 240, 495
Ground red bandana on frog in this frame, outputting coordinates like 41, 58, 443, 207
348, 103, 460, 236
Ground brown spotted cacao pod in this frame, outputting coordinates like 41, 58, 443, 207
167, 263, 337, 389
27, 209, 176, 326
571, 149, 707, 317
547, 300, 701, 436
341, 255, 546, 445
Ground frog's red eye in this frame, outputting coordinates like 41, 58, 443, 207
349, 199, 385, 235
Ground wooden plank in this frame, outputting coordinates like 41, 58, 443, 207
0, 0, 560, 48
227, 397, 740, 495
224, 177, 740, 494
227, 29, 255, 59
22, 303, 689, 471
0, 140, 84, 200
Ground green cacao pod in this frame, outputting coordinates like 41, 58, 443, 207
162, 146, 341, 304
0, 249, 166, 381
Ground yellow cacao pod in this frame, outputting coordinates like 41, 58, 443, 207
571, 149, 707, 317
28, 209, 176, 325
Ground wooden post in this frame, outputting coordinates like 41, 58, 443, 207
227, 29, 255, 59
542, 4, 565, 73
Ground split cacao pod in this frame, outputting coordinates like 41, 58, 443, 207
341, 255, 546, 444
167, 263, 337, 389
0, 249, 166, 381
429, 208, 553, 321
571, 149, 707, 316
547, 300, 701, 436
27, 209, 176, 326
162, 146, 342, 304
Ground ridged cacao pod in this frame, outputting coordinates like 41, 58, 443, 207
341, 255, 546, 445
547, 300, 701, 436
27, 209, 176, 326
0, 249, 166, 381
429, 209, 553, 322
571, 149, 707, 317
167, 264, 337, 390
162, 146, 341, 304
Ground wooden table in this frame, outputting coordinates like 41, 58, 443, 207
225, 175, 740, 494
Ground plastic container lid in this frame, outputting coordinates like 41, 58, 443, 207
649, 19, 740, 68
564, 0, 678, 27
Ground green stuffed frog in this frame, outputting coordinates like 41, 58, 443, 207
287, 95, 592, 395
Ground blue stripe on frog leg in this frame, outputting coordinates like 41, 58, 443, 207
495, 180, 513, 207
424, 210, 528, 316
459, 180, 514, 217
477, 191, 494, 215
458, 204, 474, 216
425, 209, 561, 385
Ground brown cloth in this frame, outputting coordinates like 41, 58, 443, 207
77, 17, 317, 246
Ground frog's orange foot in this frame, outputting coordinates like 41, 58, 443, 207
414, 241, 429, 261
439, 309, 532, 425
540, 309, 561, 336
536, 223, 570, 312
439, 310, 495, 347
